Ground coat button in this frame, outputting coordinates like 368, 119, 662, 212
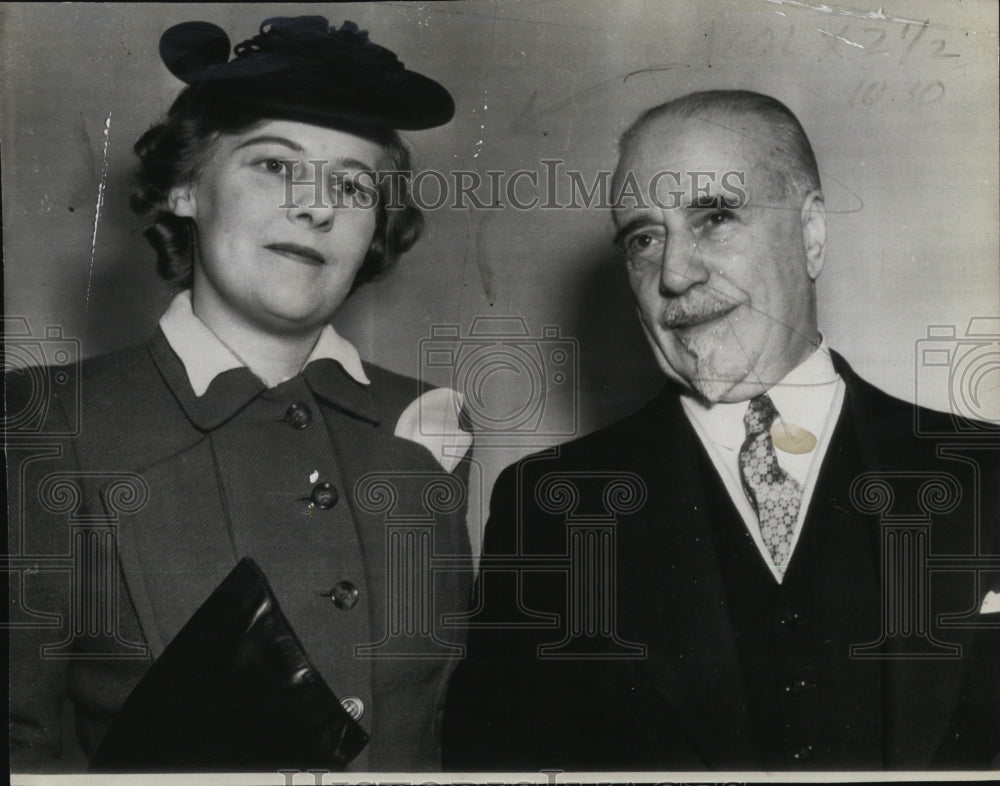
793, 744, 814, 762
784, 678, 807, 696
330, 580, 359, 610
311, 482, 339, 509
285, 402, 313, 429
340, 695, 365, 721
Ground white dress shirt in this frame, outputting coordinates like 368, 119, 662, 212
158, 290, 471, 472
681, 341, 846, 582
159, 290, 371, 396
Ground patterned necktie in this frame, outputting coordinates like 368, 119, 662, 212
739, 394, 803, 575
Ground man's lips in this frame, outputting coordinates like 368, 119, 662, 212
662, 303, 738, 330
265, 243, 326, 265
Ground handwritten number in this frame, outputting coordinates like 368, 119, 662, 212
863, 28, 890, 56
900, 20, 929, 64
930, 39, 960, 59
920, 81, 946, 103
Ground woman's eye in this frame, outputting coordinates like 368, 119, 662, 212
330, 175, 368, 205
262, 158, 289, 174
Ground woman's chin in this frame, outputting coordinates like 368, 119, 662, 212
246, 290, 346, 331
255, 306, 334, 335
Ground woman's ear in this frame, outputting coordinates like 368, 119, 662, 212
168, 184, 197, 218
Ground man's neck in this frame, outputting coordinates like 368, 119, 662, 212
708, 333, 823, 405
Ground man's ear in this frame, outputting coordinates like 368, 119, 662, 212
167, 184, 197, 218
801, 190, 826, 279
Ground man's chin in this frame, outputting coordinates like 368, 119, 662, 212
690, 370, 783, 405
688, 375, 740, 405
659, 350, 759, 404
645, 328, 765, 404
652, 338, 738, 403
651, 352, 738, 404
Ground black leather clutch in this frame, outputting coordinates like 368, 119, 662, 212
91, 557, 369, 772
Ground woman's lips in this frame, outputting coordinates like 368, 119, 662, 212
265, 243, 326, 265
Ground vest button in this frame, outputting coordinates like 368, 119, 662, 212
784, 678, 807, 696
779, 611, 805, 627
329, 580, 359, 610
793, 744, 814, 762
284, 402, 313, 428
340, 695, 365, 721
311, 482, 339, 509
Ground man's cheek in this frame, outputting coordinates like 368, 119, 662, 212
626, 268, 650, 298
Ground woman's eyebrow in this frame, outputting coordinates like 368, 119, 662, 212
234, 137, 374, 171
329, 157, 376, 172
234, 135, 305, 152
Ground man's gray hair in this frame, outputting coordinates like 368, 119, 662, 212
619, 90, 822, 201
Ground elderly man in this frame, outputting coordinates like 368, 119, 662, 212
445, 91, 999, 771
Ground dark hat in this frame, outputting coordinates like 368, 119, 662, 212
159, 16, 454, 130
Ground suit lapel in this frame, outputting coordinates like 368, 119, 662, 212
104, 332, 283, 657
102, 333, 271, 655
831, 357, 977, 767
105, 439, 239, 657
618, 394, 760, 767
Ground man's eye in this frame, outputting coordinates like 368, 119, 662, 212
624, 230, 664, 255
706, 209, 735, 226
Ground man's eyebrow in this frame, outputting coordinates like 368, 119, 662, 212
687, 192, 741, 210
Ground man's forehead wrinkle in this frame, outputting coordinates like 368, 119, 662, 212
685, 111, 753, 189
625, 112, 768, 176
687, 110, 788, 172
614, 115, 796, 217
693, 112, 813, 209
694, 114, 786, 207
657, 108, 780, 154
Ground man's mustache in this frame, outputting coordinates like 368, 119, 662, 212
658, 291, 740, 329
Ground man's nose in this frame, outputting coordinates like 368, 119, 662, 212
659, 233, 709, 296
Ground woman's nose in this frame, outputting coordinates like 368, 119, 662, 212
284, 163, 336, 231
288, 198, 336, 231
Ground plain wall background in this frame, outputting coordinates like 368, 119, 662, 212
3, 0, 998, 540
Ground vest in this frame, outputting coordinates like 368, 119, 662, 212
702, 422, 885, 769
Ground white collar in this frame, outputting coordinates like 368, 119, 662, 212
681, 338, 840, 451
158, 290, 370, 397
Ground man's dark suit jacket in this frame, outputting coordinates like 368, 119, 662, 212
444, 353, 999, 771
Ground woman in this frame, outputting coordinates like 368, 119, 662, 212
8, 15, 472, 773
